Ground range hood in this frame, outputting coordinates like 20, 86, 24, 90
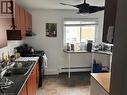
26, 31, 36, 36
6, 30, 36, 40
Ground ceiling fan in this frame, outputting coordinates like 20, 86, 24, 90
60, 0, 105, 14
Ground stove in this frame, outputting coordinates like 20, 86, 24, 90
15, 45, 45, 87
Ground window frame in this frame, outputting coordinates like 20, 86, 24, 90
63, 18, 99, 46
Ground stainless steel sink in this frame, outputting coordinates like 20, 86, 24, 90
0, 61, 34, 91
9, 67, 30, 75
5, 61, 34, 76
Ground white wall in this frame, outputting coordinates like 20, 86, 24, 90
0, 41, 24, 60
0, 18, 24, 59
25, 9, 104, 75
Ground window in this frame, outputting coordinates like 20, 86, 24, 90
64, 20, 98, 44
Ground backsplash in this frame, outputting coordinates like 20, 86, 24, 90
0, 41, 24, 60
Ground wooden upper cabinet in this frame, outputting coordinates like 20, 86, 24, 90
7, 2, 32, 40
29, 13, 32, 29
19, 6, 25, 28
14, 3, 20, 30
25, 10, 32, 32
25, 11, 29, 31
19, 6, 26, 38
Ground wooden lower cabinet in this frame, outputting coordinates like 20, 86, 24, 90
19, 63, 39, 95
36, 63, 39, 88
19, 84, 27, 95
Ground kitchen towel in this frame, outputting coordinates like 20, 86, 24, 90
43, 54, 48, 68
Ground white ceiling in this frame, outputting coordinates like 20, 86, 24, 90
16, 0, 105, 10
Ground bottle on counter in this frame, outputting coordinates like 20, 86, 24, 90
4, 55, 8, 64
70, 44, 74, 51
7, 51, 11, 64
2, 53, 5, 62
14, 48, 20, 59
14, 48, 17, 58
10, 55, 16, 62
67, 43, 71, 51
74, 43, 80, 51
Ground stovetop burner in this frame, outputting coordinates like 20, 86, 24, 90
0, 77, 14, 89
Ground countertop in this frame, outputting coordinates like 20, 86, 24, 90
0, 57, 39, 95
63, 50, 112, 55
15, 57, 39, 61
91, 73, 111, 93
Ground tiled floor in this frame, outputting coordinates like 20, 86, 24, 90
37, 72, 90, 95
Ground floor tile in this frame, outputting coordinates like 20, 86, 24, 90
37, 72, 90, 95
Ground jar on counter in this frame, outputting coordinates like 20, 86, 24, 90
86, 40, 93, 52
70, 44, 74, 51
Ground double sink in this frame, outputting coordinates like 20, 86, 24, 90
4, 61, 34, 76
0, 61, 34, 91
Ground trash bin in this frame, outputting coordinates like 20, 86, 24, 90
93, 63, 102, 73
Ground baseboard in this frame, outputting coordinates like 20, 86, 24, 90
45, 69, 59, 75
60, 67, 91, 73
44, 67, 91, 75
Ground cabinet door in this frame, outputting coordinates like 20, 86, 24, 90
29, 13, 32, 29
27, 74, 33, 95
36, 63, 39, 88
27, 64, 37, 95
19, 84, 27, 95
7, 2, 32, 40
24, 11, 29, 31
33, 64, 37, 95
11, 3, 27, 39
19, 6, 26, 38
25, 11, 32, 32
14, 3, 20, 30
19, 6, 25, 28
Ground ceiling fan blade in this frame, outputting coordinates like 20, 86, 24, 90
89, 6, 105, 13
76, 7, 88, 14
60, 3, 76, 7
60, 1, 105, 14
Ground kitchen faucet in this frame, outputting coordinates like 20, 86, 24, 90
0, 62, 15, 94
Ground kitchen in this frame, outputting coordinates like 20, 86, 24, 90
0, 0, 126, 95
